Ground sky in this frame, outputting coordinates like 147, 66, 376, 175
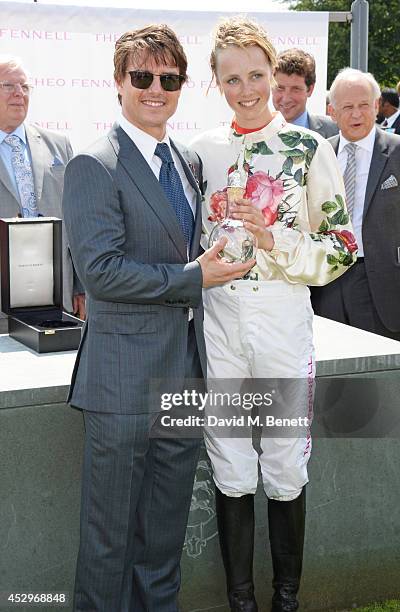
9, 0, 289, 11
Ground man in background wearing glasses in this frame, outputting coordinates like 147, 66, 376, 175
63, 24, 253, 612
0, 55, 85, 328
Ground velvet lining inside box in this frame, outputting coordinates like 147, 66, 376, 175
0, 217, 83, 353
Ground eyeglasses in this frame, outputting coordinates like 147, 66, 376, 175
127, 71, 185, 92
0, 82, 33, 95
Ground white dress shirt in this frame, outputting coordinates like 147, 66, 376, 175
118, 114, 197, 217
337, 126, 376, 257
291, 109, 309, 129
0, 123, 31, 201
118, 114, 197, 320
383, 108, 400, 129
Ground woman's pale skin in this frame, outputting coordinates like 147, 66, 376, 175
215, 45, 276, 251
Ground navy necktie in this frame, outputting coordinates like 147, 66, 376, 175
155, 143, 194, 247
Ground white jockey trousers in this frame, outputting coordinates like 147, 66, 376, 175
203, 280, 315, 501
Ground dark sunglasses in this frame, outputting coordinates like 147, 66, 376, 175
127, 70, 185, 92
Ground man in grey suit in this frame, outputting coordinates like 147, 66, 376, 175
272, 48, 338, 139
311, 68, 400, 341
0, 55, 85, 331
63, 25, 254, 612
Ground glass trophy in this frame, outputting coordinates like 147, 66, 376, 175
208, 170, 257, 263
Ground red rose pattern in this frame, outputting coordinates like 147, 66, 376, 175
245, 171, 284, 227
209, 189, 228, 222
329, 229, 358, 253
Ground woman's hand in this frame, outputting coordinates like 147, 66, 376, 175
230, 198, 275, 252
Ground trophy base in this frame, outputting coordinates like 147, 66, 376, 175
209, 219, 257, 263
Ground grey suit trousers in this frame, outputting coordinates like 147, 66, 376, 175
73, 322, 202, 612
311, 260, 400, 341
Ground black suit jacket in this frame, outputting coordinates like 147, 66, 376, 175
329, 129, 400, 332
388, 113, 400, 135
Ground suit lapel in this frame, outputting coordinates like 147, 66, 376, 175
170, 141, 203, 260
329, 135, 340, 155
392, 114, 400, 133
110, 126, 188, 261
25, 124, 45, 203
363, 130, 389, 219
0, 155, 19, 204
330, 132, 388, 220
171, 141, 200, 194
308, 114, 321, 132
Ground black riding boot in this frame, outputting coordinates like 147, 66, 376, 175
215, 487, 258, 612
268, 488, 306, 612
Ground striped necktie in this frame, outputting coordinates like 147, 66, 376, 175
4, 134, 39, 217
343, 142, 357, 219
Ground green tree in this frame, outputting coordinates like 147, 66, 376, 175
283, 0, 400, 88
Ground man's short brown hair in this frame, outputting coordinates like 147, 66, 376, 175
275, 48, 316, 89
114, 24, 188, 85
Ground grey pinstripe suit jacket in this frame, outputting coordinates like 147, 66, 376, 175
0, 124, 76, 326
328, 129, 400, 332
62, 124, 206, 414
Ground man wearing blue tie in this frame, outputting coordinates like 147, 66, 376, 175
0, 54, 85, 329
62, 24, 254, 612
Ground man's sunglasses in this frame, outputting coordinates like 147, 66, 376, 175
127, 71, 185, 92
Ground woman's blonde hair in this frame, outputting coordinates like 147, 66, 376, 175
210, 16, 277, 83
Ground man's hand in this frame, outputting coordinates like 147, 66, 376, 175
197, 238, 256, 288
230, 199, 275, 251
73, 293, 86, 320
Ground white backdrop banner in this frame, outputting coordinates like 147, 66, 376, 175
0, 2, 329, 150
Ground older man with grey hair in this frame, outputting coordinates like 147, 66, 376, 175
311, 67, 400, 340
0, 54, 85, 331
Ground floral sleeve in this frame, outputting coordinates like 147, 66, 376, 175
257, 133, 357, 286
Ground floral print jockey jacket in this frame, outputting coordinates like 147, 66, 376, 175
191, 112, 357, 285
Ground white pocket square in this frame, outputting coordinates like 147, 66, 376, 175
381, 175, 398, 190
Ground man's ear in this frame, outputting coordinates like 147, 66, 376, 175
115, 80, 123, 105
329, 104, 337, 123
307, 83, 315, 98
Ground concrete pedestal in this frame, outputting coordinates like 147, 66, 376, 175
1, 317, 400, 611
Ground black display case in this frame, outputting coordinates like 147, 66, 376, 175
0, 217, 83, 353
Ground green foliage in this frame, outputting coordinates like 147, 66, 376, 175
283, 157, 294, 174
280, 148, 305, 163
279, 131, 302, 147
249, 141, 274, 155
321, 200, 338, 213
283, 0, 400, 87
293, 167, 304, 184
